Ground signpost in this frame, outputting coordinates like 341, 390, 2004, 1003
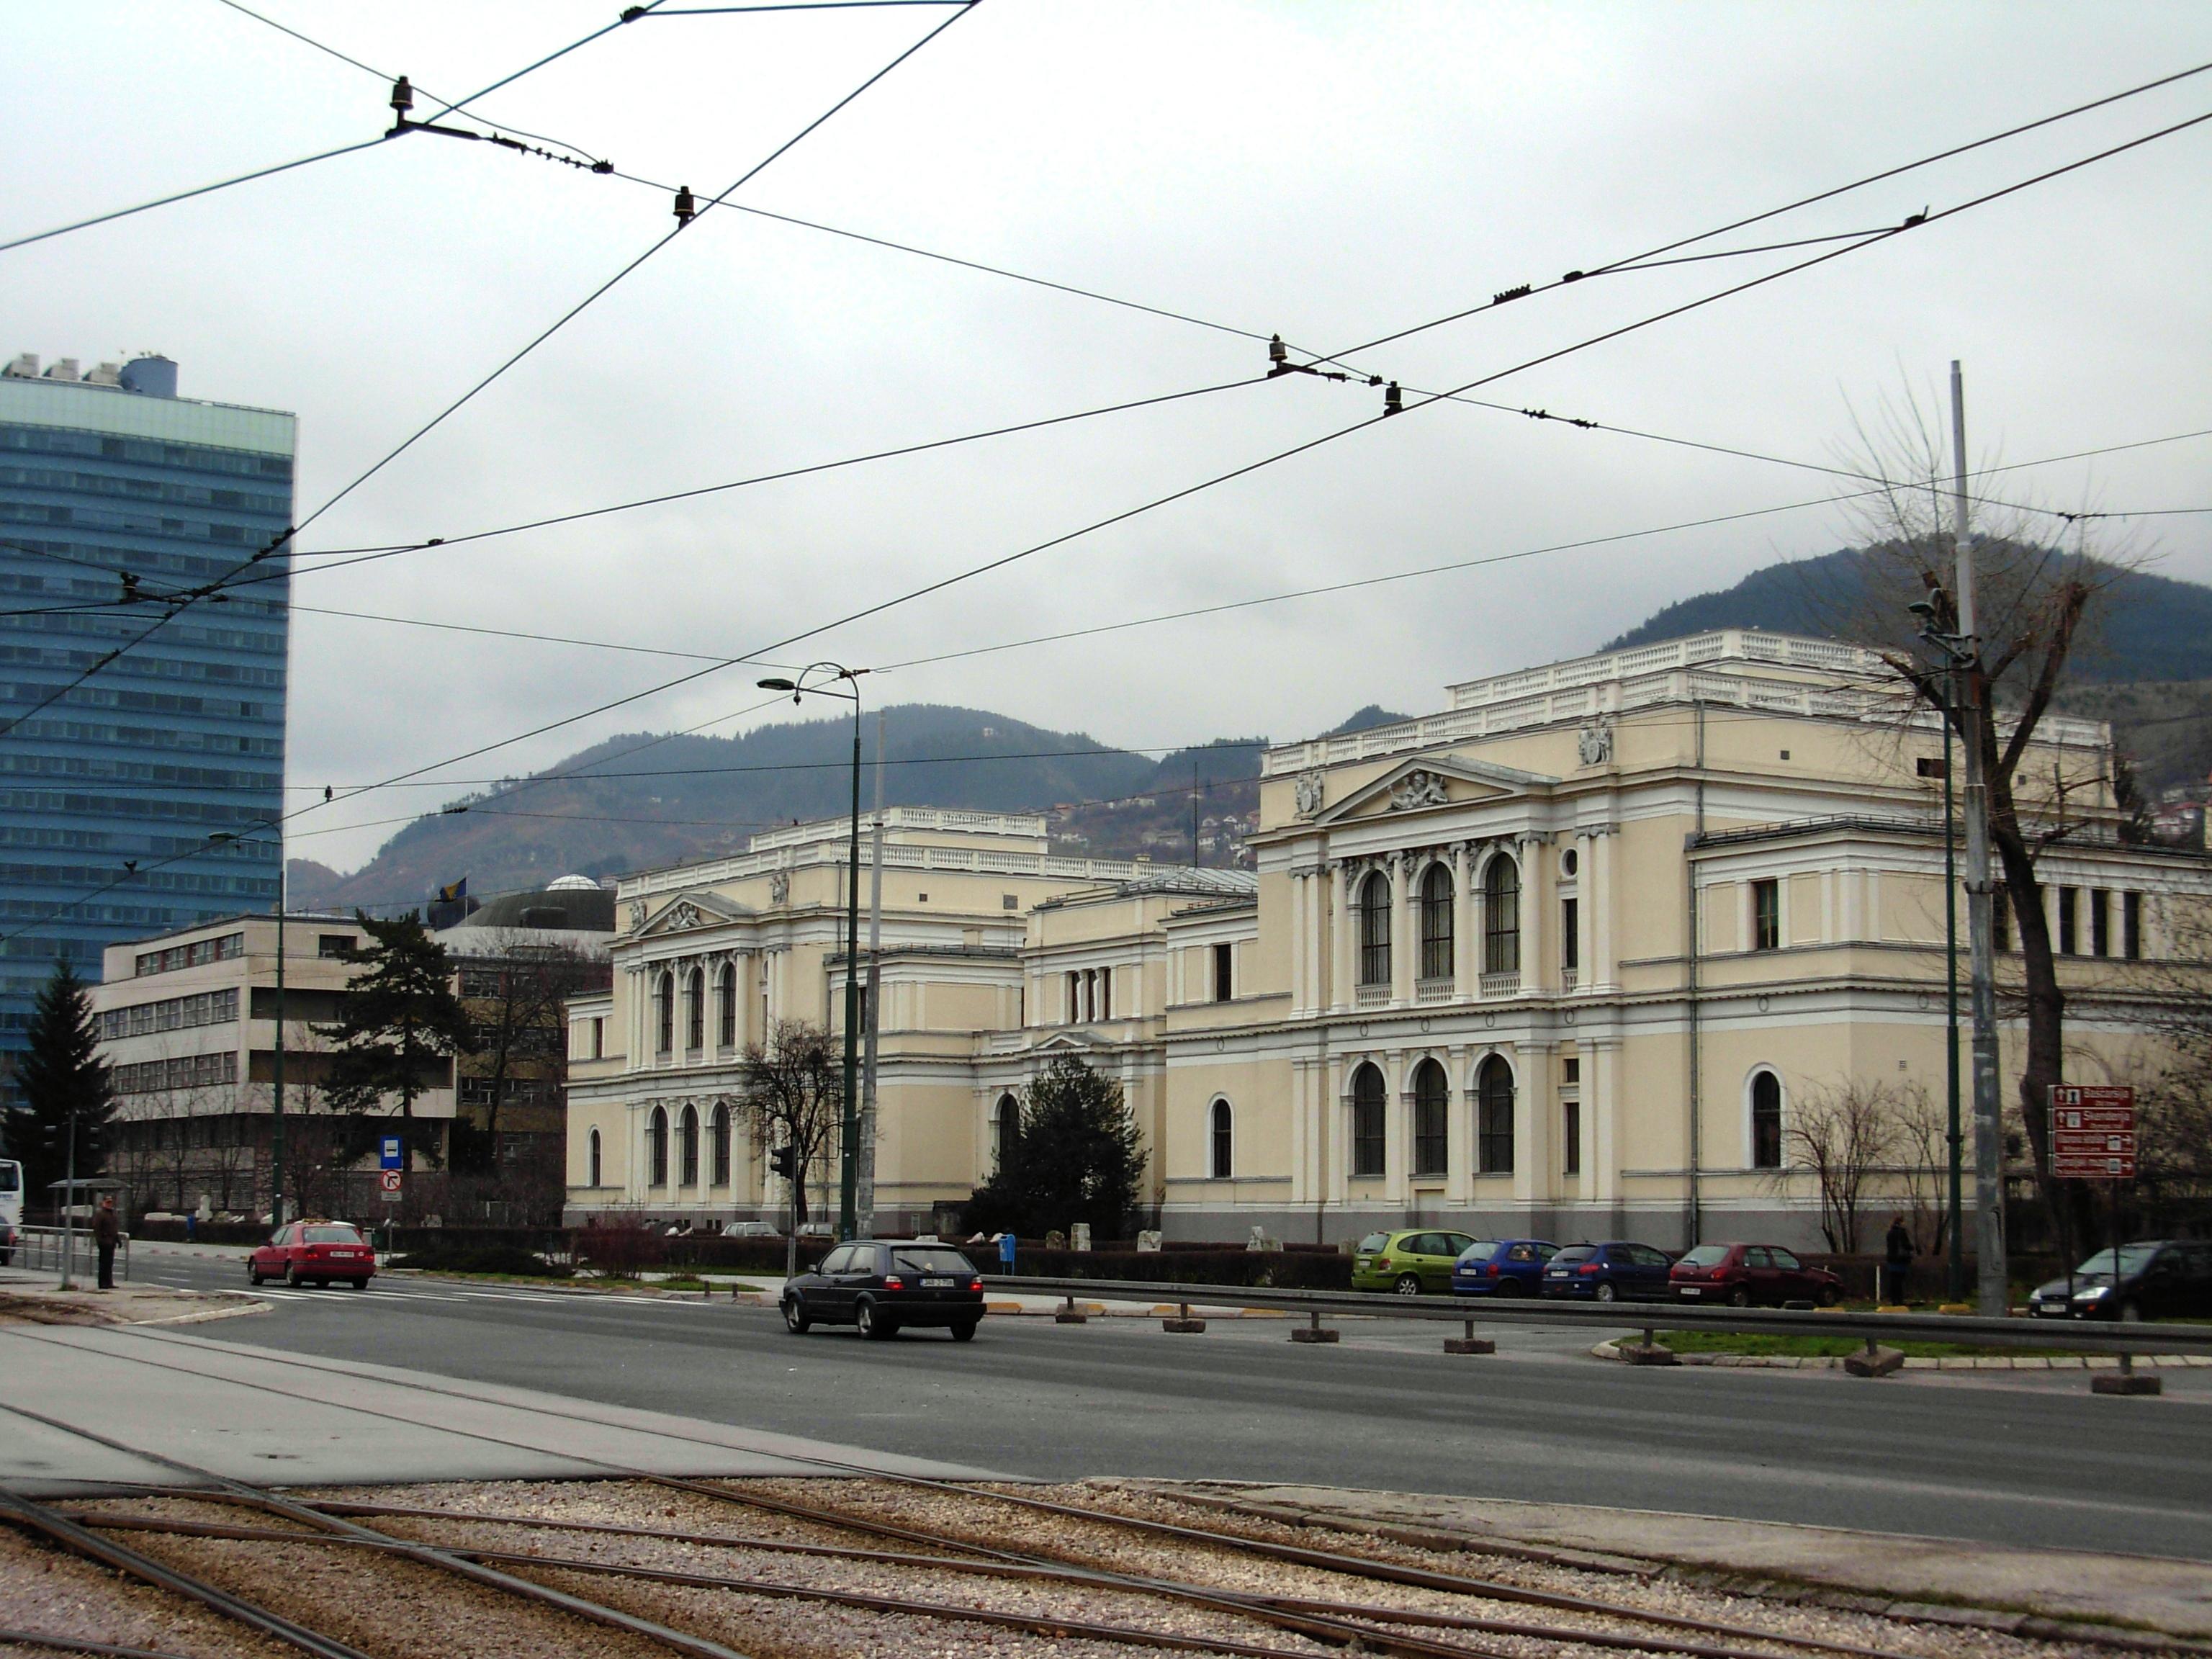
2049, 1084, 2136, 1180
378, 1136, 404, 1206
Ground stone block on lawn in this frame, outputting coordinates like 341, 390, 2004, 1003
1843, 1344, 1905, 1378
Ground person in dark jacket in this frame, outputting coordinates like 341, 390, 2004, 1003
93, 1195, 122, 1291
1882, 1215, 1913, 1305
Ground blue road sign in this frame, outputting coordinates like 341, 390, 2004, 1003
379, 1136, 404, 1172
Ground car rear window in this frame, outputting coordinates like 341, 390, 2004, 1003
1679, 1245, 1730, 1267
889, 1246, 975, 1274
1457, 1241, 1501, 1262
1552, 1246, 1594, 1264
303, 1225, 361, 1244
1357, 1233, 1390, 1252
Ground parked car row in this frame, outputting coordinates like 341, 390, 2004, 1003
1349, 1230, 1845, 1305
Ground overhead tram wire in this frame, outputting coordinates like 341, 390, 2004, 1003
254, 109, 2212, 845
0, 2, 974, 739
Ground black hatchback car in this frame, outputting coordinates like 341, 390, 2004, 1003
2028, 1240, 2212, 1321
782, 1239, 986, 1341
1541, 1240, 1675, 1302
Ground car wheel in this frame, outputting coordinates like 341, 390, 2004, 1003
782, 1296, 811, 1334
950, 1319, 979, 1343
1394, 1274, 1423, 1297
1727, 1287, 1750, 1308
855, 1296, 896, 1340
1817, 1284, 1840, 1308
1596, 1281, 1618, 1303
285, 1265, 302, 1288
347, 1278, 367, 1290
2117, 1300, 2144, 1323
1494, 1279, 1525, 1298
248, 1267, 264, 1286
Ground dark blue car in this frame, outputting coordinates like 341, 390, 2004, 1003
1450, 1238, 1560, 1297
1541, 1240, 1674, 1303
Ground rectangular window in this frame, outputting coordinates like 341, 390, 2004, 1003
1066, 970, 1080, 1022
1915, 755, 1948, 779
1562, 1100, 1581, 1177
2124, 891, 2143, 961
1560, 897, 1579, 972
1752, 879, 1780, 951
1994, 888, 2010, 953
1213, 941, 1233, 1002
318, 934, 354, 959
2090, 889, 2110, 958
2058, 886, 2077, 956
1097, 968, 1111, 1020
1562, 1056, 1580, 1086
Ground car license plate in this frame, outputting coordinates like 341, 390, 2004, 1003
922, 1277, 954, 1287
1680, 1286, 1701, 1297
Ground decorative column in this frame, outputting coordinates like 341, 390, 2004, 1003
1449, 843, 1471, 999
1445, 1043, 1471, 1205
1331, 862, 1356, 1014
1589, 1038, 1622, 1208
1326, 1057, 1349, 1205
1391, 852, 1416, 1005
1515, 1040, 1552, 1208
1591, 830, 1617, 992
1519, 834, 1548, 997
1384, 1054, 1407, 1203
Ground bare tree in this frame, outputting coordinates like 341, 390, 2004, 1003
1824, 382, 2141, 1230
454, 937, 603, 1172
2133, 895, 2212, 1186
1888, 1082, 1951, 1258
734, 1020, 842, 1230
1776, 1076, 1909, 1254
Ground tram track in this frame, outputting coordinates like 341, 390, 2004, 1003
2, 1323, 2200, 1659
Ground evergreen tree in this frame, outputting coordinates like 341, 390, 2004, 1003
320, 913, 474, 1159
963, 1055, 1146, 1238
14, 960, 116, 1210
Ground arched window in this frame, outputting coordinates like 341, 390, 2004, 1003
716, 965, 737, 1048
654, 972, 674, 1054
1412, 1058, 1449, 1177
1358, 872, 1392, 986
1483, 855, 1521, 975
684, 968, 704, 1051
1477, 1055, 1515, 1174
709, 1102, 731, 1186
1419, 863, 1454, 981
647, 1105, 669, 1187
588, 1126, 602, 1189
1750, 1070, 1784, 1169
1210, 1099, 1233, 1179
677, 1103, 699, 1187
1351, 1063, 1386, 1177
992, 1092, 1020, 1171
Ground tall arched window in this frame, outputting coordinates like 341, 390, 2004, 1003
1750, 1070, 1784, 1169
992, 1092, 1020, 1170
677, 1103, 699, 1187
1412, 1058, 1449, 1177
1483, 855, 1521, 975
1351, 1063, 1386, 1177
684, 968, 704, 1051
1358, 872, 1392, 986
709, 1102, 731, 1185
1419, 863, 1454, 981
647, 1105, 669, 1187
654, 972, 674, 1054
716, 965, 737, 1049
588, 1126, 602, 1189
1477, 1055, 1515, 1174
1210, 1099, 1233, 1179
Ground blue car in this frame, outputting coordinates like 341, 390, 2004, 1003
1540, 1240, 1674, 1303
1450, 1238, 1560, 1297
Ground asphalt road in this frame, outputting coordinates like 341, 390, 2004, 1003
135, 1244, 2212, 1562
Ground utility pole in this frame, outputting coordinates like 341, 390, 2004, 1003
1943, 670, 1965, 1302
271, 861, 287, 1229
1950, 360, 2008, 1315
60, 1107, 76, 1290
839, 695, 861, 1241
858, 710, 885, 1238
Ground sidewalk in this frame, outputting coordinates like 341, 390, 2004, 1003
0, 1264, 265, 1329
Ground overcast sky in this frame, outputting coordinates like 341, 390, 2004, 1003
9, 1, 2211, 873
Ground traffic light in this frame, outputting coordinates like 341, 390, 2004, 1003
768, 1146, 795, 1179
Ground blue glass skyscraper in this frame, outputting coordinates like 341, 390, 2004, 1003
0, 351, 292, 1083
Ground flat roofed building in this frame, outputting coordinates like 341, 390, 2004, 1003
0, 354, 293, 1082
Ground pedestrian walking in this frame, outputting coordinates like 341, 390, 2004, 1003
93, 1193, 121, 1291
1882, 1214, 1913, 1305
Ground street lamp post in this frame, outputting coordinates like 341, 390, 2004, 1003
758, 664, 866, 1243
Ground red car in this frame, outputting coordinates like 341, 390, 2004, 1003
1671, 1242, 1841, 1307
248, 1220, 377, 1289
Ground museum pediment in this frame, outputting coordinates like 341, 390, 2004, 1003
1302, 754, 1555, 827
626, 889, 752, 938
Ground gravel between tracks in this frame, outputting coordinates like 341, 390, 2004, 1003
14, 1480, 2161, 1658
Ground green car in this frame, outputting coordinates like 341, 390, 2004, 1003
1352, 1229, 1478, 1295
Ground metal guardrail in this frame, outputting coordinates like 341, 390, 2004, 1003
12, 1226, 130, 1282
984, 1274, 2212, 1357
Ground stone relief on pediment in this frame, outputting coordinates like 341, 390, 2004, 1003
664, 901, 706, 931
768, 871, 791, 905
1388, 769, 1449, 811
1578, 716, 1614, 768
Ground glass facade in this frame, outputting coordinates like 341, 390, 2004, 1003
0, 356, 292, 1082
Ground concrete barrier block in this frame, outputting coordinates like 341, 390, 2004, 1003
2091, 1372, 2162, 1395
1442, 1337, 1496, 1354
1054, 1309, 1089, 1324
1843, 1345, 1905, 1378
1616, 1342, 1678, 1366
1290, 1326, 1339, 1344
1162, 1318, 1207, 1334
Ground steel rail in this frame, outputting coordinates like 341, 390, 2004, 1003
0, 1487, 375, 1659
0, 1631, 203, 1659
0, 1401, 760, 1659
663, 1476, 1899, 1659
984, 1275, 2212, 1355
49, 1507, 1332, 1659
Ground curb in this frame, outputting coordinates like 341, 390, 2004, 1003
135, 1295, 273, 1327
1589, 1338, 2211, 1371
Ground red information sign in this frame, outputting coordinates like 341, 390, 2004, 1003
2049, 1084, 2136, 1180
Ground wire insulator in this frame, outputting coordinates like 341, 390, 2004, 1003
673, 184, 697, 225
390, 76, 414, 116
1382, 382, 1403, 416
